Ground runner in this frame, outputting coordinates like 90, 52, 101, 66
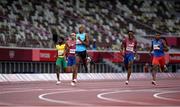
150, 33, 169, 85
55, 37, 67, 85
66, 33, 77, 86
75, 25, 89, 74
121, 31, 137, 85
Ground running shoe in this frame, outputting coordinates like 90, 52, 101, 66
56, 81, 61, 85
152, 81, 157, 85
125, 80, 129, 85
71, 79, 77, 86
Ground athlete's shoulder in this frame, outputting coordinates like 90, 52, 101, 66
133, 38, 137, 42
159, 39, 165, 43
123, 37, 128, 42
55, 44, 60, 49
151, 39, 156, 42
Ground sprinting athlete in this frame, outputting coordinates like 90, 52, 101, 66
66, 33, 77, 86
121, 31, 137, 85
150, 33, 169, 85
75, 25, 89, 74
55, 37, 67, 85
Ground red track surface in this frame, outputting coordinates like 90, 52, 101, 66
0, 78, 180, 107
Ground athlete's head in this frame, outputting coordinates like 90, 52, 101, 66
79, 25, 85, 33
128, 31, 134, 40
70, 33, 76, 40
58, 36, 64, 44
155, 33, 161, 40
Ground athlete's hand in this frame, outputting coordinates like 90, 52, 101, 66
78, 37, 82, 41
134, 53, 138, 60
120, 50, 125, 57
77, 37, 83, 44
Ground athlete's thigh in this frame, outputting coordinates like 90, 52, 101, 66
72, 56, 76, 65
124, 54, 129, 65
159, 56, 165, 67
56, 58, 61, 66
152, 57, 160, 66
128, 53, 134, 65
75, 53, 81, 64
67, 56, 73, 66
62, 58, 67, 69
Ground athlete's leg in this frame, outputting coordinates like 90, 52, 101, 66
55, 58, 61, 82
159, 56, 166, 72
81, 51, 88, 73
71, 65, 77, 86
71, 56, 77, 81
82, 58, 88, 72
124, 54, 128, 71
151, 57, 160, 85
75, 53, 81, 74
127, 61, 133, 81
72, 65, 77, 80
56, 65, 60, 81
62, 58, 67, 73
152, 65, 158, 81
55, 58, 62, 85
125, 53, 134, 85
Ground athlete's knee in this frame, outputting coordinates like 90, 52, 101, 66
152, 65, 158, 71
56, 65, 60, 72
128, 62, 133, 68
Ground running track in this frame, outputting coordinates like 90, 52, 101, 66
0, 79, 180, 107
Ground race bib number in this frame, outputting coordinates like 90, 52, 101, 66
126, 46, 134, 52
153, 45, 160, 50
58, 50, 64, 56
70, 49, 75, 54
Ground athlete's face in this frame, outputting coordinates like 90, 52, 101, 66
79, 26, 84, 33
71, 35, 75, 40
128, 32, 134, 39
58, 38, 64, 44
155, 34, 160, 40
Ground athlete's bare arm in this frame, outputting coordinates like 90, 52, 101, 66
149, 41, 153, 54
121, 39, 126, 52
162, 40, 169, 52
134, 40, 137, 54
78, 33, 89, 46
64, 43, 69, 57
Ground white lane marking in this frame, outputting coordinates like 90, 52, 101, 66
0, 89, 43, 105
0, 88, 71, 106
97, 89, 158, 105
154, 91, 180, 102
38, 89, 92, 106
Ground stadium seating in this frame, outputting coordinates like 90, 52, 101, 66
0, 0, 179, 50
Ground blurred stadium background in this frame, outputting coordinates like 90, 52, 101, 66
0, 0, 180, 80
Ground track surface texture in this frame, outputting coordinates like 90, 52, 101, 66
0, 78, 180, 107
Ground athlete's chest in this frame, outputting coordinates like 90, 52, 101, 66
126, 40, 135, 47
153, 40, 163, 50
68, 41, 76, 48
77, 34, 85, 41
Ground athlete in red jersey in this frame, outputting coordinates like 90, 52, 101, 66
66, 33, 77, 86
121, 31, 137, 85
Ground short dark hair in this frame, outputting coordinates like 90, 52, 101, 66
58, 36, 64, 41
128, 30, 134, 33
155, 32, 162, 35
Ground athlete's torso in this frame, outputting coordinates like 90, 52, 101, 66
124, 38, 137, 54
152, 39, 164, 57
76, 33, 86, 52
67, 40, 76, 56
56, 44, 66, 58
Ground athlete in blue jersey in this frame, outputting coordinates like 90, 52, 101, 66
150, 33, 169, 85
75, 25, 89, 76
